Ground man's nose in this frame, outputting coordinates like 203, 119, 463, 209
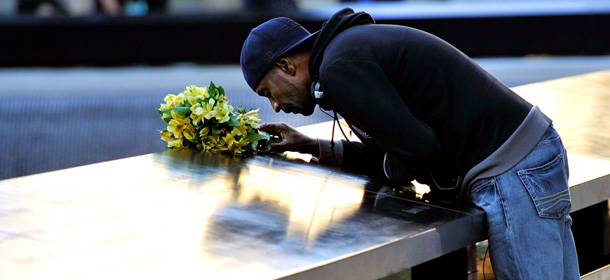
271, 100, 280, 113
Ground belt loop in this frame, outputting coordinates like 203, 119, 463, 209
454, 176, 464, 190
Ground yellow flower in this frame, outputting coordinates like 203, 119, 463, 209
163, 93, 186, 108
199, 126, 210, 137
238, 109, 262, 127
183, 123, 197, 141
184, 85, 209, 105
190, 113, 203, 126
167, 110, 190, 138
161, 131, 184, 149
171, 110, 187, 122
211, 101, 233, 123
185, 85, 208, 97
206, 133, 228, 153
160, 131, 173, 142
223, 133, 236, 149
203, 99, 216, 120
201, 136, 216, 150
190, 103, 205, 126
213, 146, 228, 153
231, 146, 246, 155
217, 94, 228, 102
232, 125, 247, 137
243, 109, 260, 119
230, 138, 250, 155
176, 93, 186, 105
163, 94, 177, 107
168, 137, 184, 149
167, 119, 185, 138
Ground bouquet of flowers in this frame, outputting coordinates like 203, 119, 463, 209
157, 82, 270, 155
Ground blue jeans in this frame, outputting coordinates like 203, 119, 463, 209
469, 126, 580, 280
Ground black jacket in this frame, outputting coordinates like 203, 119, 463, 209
309, 8, 533, 195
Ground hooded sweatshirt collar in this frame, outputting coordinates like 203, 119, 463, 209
308, 8, 375, 79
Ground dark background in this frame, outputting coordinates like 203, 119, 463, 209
1, 3, 609, 67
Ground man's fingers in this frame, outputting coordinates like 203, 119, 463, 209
261, 123, 287, 151
260, 123, 291, 138
259, 122, 285, 133
269, 142, 282, 150
269, 140, 289, 151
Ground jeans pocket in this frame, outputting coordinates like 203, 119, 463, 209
518, 153, 571, 219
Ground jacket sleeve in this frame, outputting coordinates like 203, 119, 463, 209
315, 130, 387, 177
321, 59, 441, 182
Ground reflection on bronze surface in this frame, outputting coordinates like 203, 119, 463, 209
513, 70, 610, 186
0, 148, 469, 279
514, 70, 610, 159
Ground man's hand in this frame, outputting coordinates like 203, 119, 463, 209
259, 123, 319, 156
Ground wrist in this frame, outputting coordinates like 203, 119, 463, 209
315, 139, 344, 166
301, 138, 320, 156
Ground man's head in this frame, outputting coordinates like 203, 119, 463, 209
240, 17, 317, 116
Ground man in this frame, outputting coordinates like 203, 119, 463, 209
240, 8, 579, 279
17, 0, 67, 15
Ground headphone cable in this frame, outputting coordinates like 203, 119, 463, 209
319, 107, 359, 150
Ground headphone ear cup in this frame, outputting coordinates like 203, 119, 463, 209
310, 79, 325, 104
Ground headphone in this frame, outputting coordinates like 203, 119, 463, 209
310, 76, 332, 110
310, 77, 324, 102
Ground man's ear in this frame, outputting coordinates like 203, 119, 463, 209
274, 57, 296, 76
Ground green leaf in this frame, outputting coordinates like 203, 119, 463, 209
173, 106, 191, 115
212, 125, 221, 136
250, 141, 258, 154
160, 106, 191, 116
209, 81, 218, 97
237, 105, 246, 114
227, 115, 241, 127
245, 131, 269, 142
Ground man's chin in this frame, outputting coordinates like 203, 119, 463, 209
300, 107, 315, 116
286, 104, 315, 116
